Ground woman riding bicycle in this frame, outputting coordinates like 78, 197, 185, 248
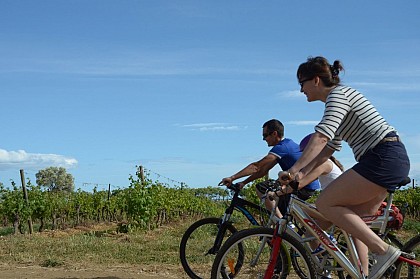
281, 56, 410, 279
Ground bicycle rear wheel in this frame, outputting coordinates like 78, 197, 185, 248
180, 217, 238, 279
211, 227, 315, 279
393, 234, 420, 279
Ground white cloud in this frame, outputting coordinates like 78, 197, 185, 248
0, 149, 78, 171
407, 161, 420, 183
182, 123, 227, 128
180, 123, 247, 131
351, 81, 420, 92
276, 90, 302, 99
286, 120, 319, 126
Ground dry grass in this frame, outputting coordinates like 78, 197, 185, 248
0, 220, 190, 270
0, 216, 417, 278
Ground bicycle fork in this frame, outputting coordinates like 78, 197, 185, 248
264, 233, 282, 279
207, 214, 231, 255
263, 220, 288, 279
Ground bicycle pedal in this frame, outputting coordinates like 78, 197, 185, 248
381, 264, 396, 279
317, 253, 334, 261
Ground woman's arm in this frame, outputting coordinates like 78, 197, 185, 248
288, 132, 329, 176
276, 157, 333, 196
299, 145, 334, 178
298, 159, 333, 188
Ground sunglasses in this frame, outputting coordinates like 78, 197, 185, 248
263, 131, 273, 140
299, 77, 313, 87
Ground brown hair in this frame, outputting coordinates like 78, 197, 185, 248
263, 119, 284, 138
297, 56, 344, 87
330, 155, 345, 172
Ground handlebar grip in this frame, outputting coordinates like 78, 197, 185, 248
289, 180, 299, 191
227, 183, 241, 191
279, 171, 293, 182
279, 175, 290, 182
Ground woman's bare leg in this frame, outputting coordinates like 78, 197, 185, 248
256, 189, 282, 218
354, 238, 369, 275
315, 169, 388, 254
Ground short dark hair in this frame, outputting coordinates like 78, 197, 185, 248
297, 56, 344, 87
263, 119, 284, 138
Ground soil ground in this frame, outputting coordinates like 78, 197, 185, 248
0, 263, 188, 279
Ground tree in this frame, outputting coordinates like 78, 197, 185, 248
35, 167, 75, 192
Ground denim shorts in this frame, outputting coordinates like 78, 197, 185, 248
352, 134, 410, 190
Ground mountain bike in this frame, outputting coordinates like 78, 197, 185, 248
211, 177, 417, 279
180, 182, 290, 279
290, 182, 406, 279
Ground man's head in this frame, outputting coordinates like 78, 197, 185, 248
262, 119, 284, 146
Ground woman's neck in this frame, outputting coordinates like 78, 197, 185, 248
320, 85, 338, 102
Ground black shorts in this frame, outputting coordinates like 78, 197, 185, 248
352, 133, 410, 190
256, 179, 316, 215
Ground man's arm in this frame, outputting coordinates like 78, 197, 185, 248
220, 154, 278, 187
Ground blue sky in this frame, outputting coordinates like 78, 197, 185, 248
1, 1, 420, 191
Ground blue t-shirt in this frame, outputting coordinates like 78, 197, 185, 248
269, 138, 320, 191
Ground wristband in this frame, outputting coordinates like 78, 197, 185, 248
282, 185, 288, 194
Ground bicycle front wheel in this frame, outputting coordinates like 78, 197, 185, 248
393, 234, 420, 279
211, 227, 315, 279
180, 217, 238, 279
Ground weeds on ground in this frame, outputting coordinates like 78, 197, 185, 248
0, 216, 418, 270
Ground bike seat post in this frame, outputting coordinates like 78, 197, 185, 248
379, 191, 394, 234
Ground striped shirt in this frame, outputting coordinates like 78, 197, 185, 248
315, 86, 395, 161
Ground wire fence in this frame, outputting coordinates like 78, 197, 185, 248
8, 166, 419, 194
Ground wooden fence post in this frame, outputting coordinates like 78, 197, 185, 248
139, 165, 145, 184
20, 169, 34, 234
107, 183, 111, 200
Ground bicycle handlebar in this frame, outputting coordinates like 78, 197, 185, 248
226, 183, 241, 192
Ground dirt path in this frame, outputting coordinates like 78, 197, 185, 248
0, 264, 189, 279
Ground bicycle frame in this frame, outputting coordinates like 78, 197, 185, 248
210, 184, 271, 255
271, 194, 420, 278
289, 197, 366, 278
222, 190, 270, 227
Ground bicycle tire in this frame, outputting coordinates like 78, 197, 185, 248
393, 234, 420, 279
180, 217, 238, 279
386, 233, 404, 249
211, 227, 316, 279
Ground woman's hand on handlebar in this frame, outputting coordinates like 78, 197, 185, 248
278, 170, 302, 184
278, 171, 292, 185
